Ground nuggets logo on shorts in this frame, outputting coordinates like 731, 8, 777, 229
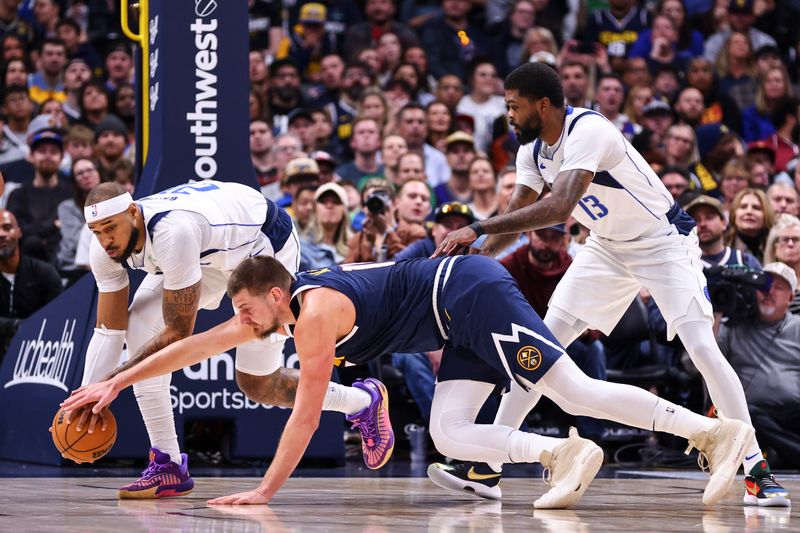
516, 346, 542, 371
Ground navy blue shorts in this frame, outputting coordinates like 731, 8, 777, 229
435, 256, 565, 390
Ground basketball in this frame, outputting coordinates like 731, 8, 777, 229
51, 407, 117, 464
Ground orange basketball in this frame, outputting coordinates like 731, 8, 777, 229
51, 407, 117, 464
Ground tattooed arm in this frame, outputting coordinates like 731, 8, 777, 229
105, 281, 202, 379
481, 183, 540, 257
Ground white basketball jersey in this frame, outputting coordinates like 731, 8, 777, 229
91, 180, 272, 292
515, 106, 675, 241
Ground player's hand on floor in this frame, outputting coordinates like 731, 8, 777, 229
432, 226, 477, 257
208, 488, 271, 505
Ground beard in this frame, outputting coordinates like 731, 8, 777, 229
517, 123, 542, 145
255, 319, 282, 339
346, 84, 365, 102
530, 246, 556, 264
0, 243, 16, 259
112, 226, 140, 264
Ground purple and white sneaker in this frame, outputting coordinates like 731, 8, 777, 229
118, 447, 194, 499
346, 378, 395, 469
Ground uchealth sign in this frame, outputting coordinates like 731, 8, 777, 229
0, 272, 343, 464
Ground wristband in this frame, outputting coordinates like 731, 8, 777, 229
469, 221, 485, 238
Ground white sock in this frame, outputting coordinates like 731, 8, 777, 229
321, 382, 372, 415
507, 430, 562, 464
651, 399, 715, 440
743, 442, 764, 473
133, 377, 181, 465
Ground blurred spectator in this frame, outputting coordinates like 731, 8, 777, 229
396, 103, 450, 186
3, 57, 29, 88
487, 0, 535, 77
623, 85, 653, 128
336, 117, 383, 185
687, 194, 762, 271
559, 61, 592, 109
62, 58, 91, 120
762, 97, 799, 173
6, 126, 70, 264
594, 73, 635, 137
639, 99, 673, 142
629, 15, 690, 74
434, 131, 474, 205
279, 156, 321, 211
269, 133, 302, 195
728, 43, 781, 111
425, 100, 453, 152
456, 60, 505, 153
276, 2, 339, 82
663, 124, 697, 171
403, 46, 437, 96
310, 107, 337, 153
60, 123, 94, 176
57, 157, 99, 274
764, 215, 800, 307
378, 33, 405, 86
29, 37, 66, 105
93, 114, 128, 182
521, 27, 559, 68
466, 156, 498, 219
2, 84, 32, 147
0, 112, 25, 166
718, 156, 752, 211
395, 200, 474, 259
418, 0, 487, 81
103, 42, 133, 93
325, 61, 372, 157
77, 78, 109, 129
716, 261, 800, 468
685, 57, 742, 132
31, 0, 59, 46
704, 0, 776, 64
584, 0, 651, 65
0, 5, 33, 52
380, 134, 407, 185
725, 187, 775, 262
674, 86, 707, 128
250, 119, 278, 200
268, 58, 305, 133
345, 0, 418, 60
291, 185, 316, 238
741, 65, 794, 143
621, 57, 652, 90
715, 31, 755, 107
652, 64, 681, 102
287, 108, 317, 152
310, 150, 337, 183
395, 150, 426, 185
766, 183, 799, 217
0, 208, 62, 355
745, 140, 776, 180
356, 87, 390, 135
248, 0, 284, 56
300, 182, 352, 269
659, 165, 691, 202
56, 17, 100, 70
249, 49, 269, 97
313, 53, 344, 107
345, 178, 428, 262
112, 83, 136, 136
694, 122, 741, 193
434, 74, 464, 113
110, 158, 134, 194
394, 62, 435, 106
496, 166, 516, 213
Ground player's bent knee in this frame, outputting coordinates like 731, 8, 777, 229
235, 369, 280, 403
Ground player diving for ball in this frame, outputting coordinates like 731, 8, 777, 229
63, 255, 753, 508
73, 181, 392, 499
432, 62, 790, 507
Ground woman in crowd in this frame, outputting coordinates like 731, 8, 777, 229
725, 188, 776, 262
3, 57, 28, 87
425, 100, 454, 152
300, 183, 352, 270
77, 78, 111, 129
520, 26, 559, 66
763, 214, 800, 312
391, 62, 434, 106
624, 86, 655, 127
466, 157, 499, 220
718, 157, 753, 212
381, 134, 408, 186
57, 158, 102, 276
377, 32, 403, 86
357, 87, 392, 135
456, 60, 505, 154
715, 31, 755, 104
742, 65, 794, 143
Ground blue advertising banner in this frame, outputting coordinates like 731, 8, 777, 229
0, 0, 343, 466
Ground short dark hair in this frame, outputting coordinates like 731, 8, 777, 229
40, 37, 66, 53
659, 165, 691, 182
85, 182, 128, 207
504, 62, 564, 107
227, 256, 293, 297
2, 84, 29, 103
57, 18, 81, 34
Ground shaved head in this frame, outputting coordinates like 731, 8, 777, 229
85, 182, 128, 207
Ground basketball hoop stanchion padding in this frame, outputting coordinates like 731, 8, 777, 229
0, 0, 344, 465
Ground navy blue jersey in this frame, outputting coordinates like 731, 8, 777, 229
289, 259, 446, 364
288, 256, 566, 389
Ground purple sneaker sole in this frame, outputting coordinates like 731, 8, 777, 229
348, 378, 395, 470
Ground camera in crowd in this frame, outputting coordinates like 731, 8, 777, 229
703, 265, 770, 322
365, 190, 393, 215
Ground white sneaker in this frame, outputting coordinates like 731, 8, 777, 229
533, 427, 604, 509
684, 416, 755, 505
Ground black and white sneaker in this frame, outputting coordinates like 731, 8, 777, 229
427, 462, 502, 500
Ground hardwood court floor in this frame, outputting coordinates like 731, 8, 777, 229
0, 476, 796, 532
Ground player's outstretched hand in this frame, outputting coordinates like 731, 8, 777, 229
61, 380, 121, 426
208, 488, 271, 506
432, 225, 477, 257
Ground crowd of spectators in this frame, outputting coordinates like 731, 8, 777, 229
0, 0, 798, 464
